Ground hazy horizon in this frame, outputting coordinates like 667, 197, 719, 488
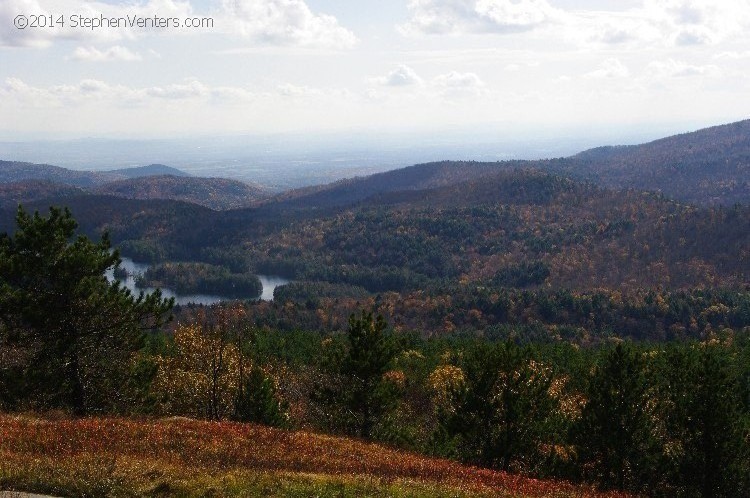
3, 1, 749, 187
0, 118, 712, 189
2, 1, 750, 140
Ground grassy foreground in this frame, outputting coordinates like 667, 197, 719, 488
0, 415, 627, 497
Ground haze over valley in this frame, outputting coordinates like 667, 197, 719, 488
0, 124, 680, 191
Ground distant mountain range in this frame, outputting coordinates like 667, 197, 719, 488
0, 161, 188, 187
0, 162, 268, 210
2, 119, 749, 209
263, 119, 750, 210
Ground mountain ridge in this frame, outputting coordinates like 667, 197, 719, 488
0, 160, 191, 187
3, 118, 750, 208
565, 119, 750, 204
94, 174, 268, 210
260, 118, 750, 210
107, 163, 189, 178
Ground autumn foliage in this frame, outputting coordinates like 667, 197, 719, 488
0, 414, 630, 498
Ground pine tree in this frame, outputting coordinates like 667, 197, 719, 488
440, 342, 559, 473
342, 310, 399, 438
0, 206, 173, 415
575, 343, 656, 492
661, 344, 748, 497
314, 310, 399, 438
234, 365, 289, 428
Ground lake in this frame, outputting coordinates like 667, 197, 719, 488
105, 257, 290, 305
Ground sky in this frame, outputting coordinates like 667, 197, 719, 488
1, 0, 750, 140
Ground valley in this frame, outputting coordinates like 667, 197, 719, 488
2, 119, 749, 497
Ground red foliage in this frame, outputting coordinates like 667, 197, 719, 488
0, 415, 630, 497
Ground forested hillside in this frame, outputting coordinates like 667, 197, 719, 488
3, 119, 749, 210
266, 160, 517, 210
251, 171, 748, 294
0, 180, 84, 208
2, 168, 747, 345
3, 120, 750, 497
0, 160, 121, 186
568, 119, 750, 205
263, 120, 750, 210
4, 169, 748, 292
94, 175, 268, 210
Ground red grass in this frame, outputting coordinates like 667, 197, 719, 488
0, 414, 630, 497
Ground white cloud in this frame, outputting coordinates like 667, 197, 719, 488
211, 86, 255, 103
374, 65, 424, 86
1, 0, 356, 51
145, 80, 210, 99
2, 77, 57, 106
714, 51, 750, 60
363, 69, 488, 104
2, 77, 151, 107
277, 83, 322, 97
0, 77, 257, 107
398, 1, 750, 53
503, 60, 539, 72
71, 45, 143, 62
77, 78, 111, 94
592, 27, 634, 45
433, 70, 484, 87
585, 58, 630, 79
0, 0, 53, 47
563, 2, 750, 50
672, 26, 713, 45
0, 0, 195, 47
220, 0, 356, 49
579, 14, 662, 47
647, 59, 722, 79
399, 0, 750, 48
401, 0, 560, 35
647, 0, 727, 45
432, 70, 486, 98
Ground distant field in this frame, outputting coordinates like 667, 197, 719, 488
0, 415, 627, 498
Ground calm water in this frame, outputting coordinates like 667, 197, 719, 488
105, 257, 289, 305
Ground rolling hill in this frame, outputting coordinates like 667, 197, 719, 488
250, 169, 748, 291
0, 160, 120, 187
94, 175, 269, 210
265, 160, 513, 210
0, 180, 85, 209
12, 167, 744, 294
6, 168, 745, 344
264, 119, 750, 210
0, 160, 190, 187
107, 163, 189, 178
1, 119, 749, 302
566, 119, 750, 205
3, 119, 750, 212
